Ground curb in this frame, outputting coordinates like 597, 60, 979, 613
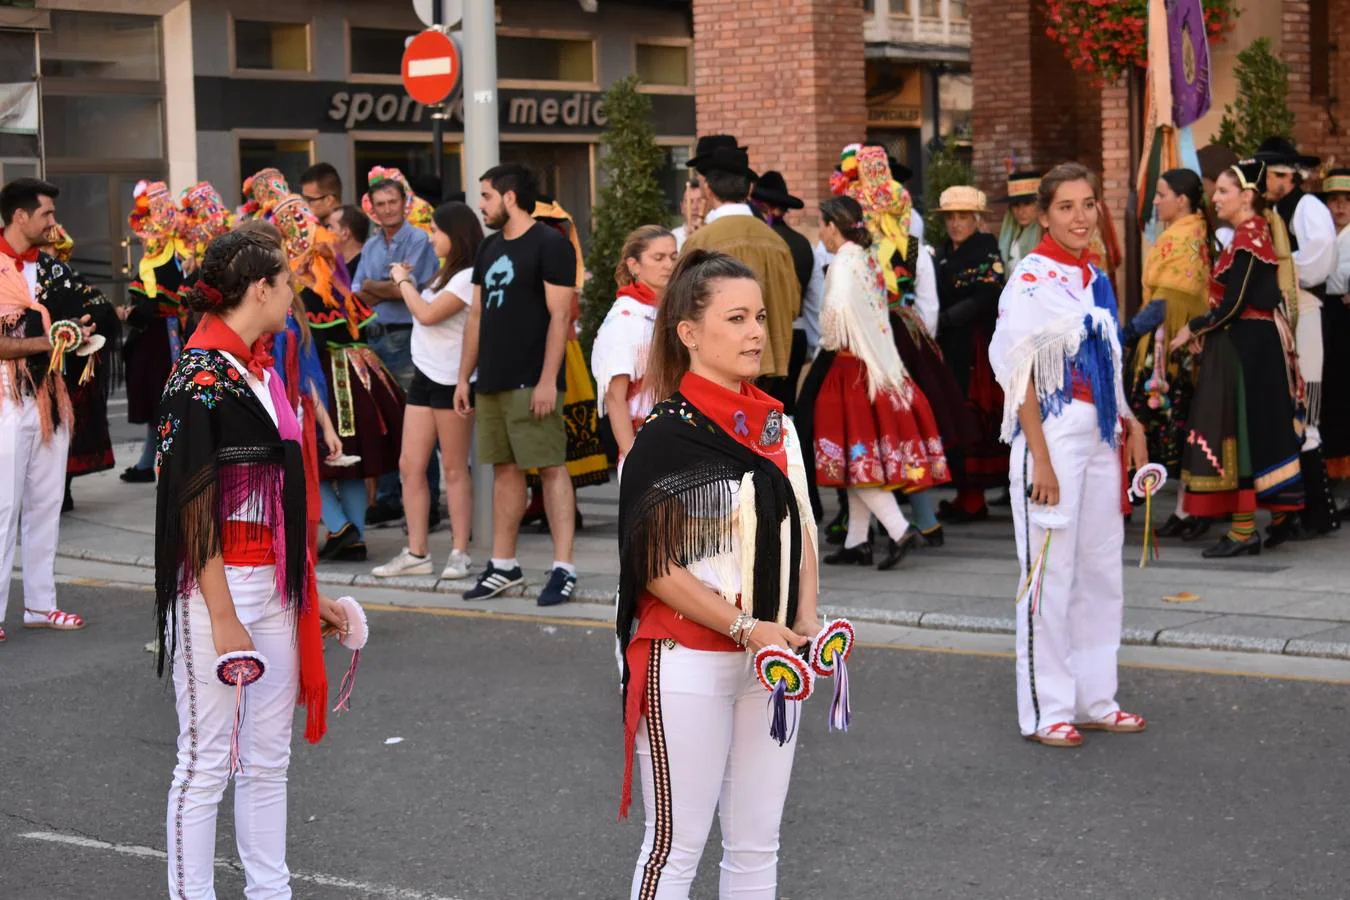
59, 548, 1350, 662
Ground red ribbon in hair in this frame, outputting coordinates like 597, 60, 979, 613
194, 280, 224, 308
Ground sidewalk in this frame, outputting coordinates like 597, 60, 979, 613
53, 441, 1350, 660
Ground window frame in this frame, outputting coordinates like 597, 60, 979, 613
233, 128, 317, 196
344, 21, 410, 85
496, 27, 599, 91
348, 132, 468, 196
227, 12, 315, 80
633, 37, 694, 96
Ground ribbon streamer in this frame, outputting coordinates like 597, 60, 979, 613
1017, 531, 1053, 617
1130, 463, 1168, 568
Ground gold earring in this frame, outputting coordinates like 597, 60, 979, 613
691, 343, 699, 351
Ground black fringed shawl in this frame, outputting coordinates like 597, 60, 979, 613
153, 348, 308, 675
615, 390, 803, 697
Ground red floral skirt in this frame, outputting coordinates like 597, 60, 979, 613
813, 353, 951, 491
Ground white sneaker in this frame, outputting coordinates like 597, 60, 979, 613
440, 549, 473, 580
372, 548, 433, 578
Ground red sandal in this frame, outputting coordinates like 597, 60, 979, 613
23, 608, 85, 631
1025, 722, 1083, 748
1076, 710, 1147, 733
0, 625, 6, 642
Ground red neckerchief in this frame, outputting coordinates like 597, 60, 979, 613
0, 234, 39, 272
184, 313, 272, 379
1032, 233, 1093, 288
616, 282, 660, 308
679, 370, 788, 474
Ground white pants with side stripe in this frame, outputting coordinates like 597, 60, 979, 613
1009, 400, 1124, 736
631, 643, 798, 900
0, 394, 68, 622
167, 566, 298, 900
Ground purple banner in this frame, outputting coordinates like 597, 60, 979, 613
1168, 0, 1212, 127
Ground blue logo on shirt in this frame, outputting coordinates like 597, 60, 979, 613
484, 255, 515, 308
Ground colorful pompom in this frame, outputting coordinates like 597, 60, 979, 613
810, 619, 855, 678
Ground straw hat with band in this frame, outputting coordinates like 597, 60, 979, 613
1321, 167, 1350, 197
935, 185, 987, 214
998, 170, 1042, 205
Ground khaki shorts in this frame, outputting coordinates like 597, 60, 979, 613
475, 387, 566, 470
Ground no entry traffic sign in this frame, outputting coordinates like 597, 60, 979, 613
401, 29, 461, 106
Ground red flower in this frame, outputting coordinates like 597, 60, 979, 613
193, 371, 216, 387
227, 367, 241, 380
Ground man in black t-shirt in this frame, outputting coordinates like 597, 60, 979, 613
456, 163, 579, 607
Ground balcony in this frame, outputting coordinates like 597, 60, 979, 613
864, 0, 971, 64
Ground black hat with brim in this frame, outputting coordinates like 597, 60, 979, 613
696, 146, 758, 180
687, 134, 745, 170
751, 170, 804, 210
1253, 136, 1321, 170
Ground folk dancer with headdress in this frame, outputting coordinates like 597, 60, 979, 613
121, 180, 191, 483
1121, 169, 1212, 539
270, 189, 406, 564
997, 169, 1044, 273
934, 184, 1010, 523
155, 229, 351, 899
1254, 137, 1341, 541
180, 181, 237, 273
0, 178, 97, 640
1320, 167, 1350, 499
38, 223, 120, 510
989, 163, 1150, 749
617, 249, 820, 899
813, 195, 950, 571
1171, 159, 1307, 557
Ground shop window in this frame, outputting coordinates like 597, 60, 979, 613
41, 11, 161, 81
887, 0, 911, 15
919, 0, 940, 17
350, 26, 409, 77
949, 0, 968, 19
656, 145, 692, 217
234, 20, 311, 73
239, 138, 313, 191
44, 94, 163, 160
353, 141, 463, 202
635, 43, 690, 89
498, 35, 595, 84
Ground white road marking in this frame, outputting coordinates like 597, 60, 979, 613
19, 832, 467, 900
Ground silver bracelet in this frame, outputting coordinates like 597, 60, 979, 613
730, 612, 757, 648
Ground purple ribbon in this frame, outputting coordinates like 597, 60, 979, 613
733, 410, 750, 437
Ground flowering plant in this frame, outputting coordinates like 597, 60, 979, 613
1044, 0, 1237, 84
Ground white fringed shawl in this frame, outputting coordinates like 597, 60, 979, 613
819, 241, 910, 401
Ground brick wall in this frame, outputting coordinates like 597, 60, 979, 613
691, 0, 867, 223
1285, 0, 1350, 168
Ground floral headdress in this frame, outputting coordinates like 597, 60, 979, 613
241, 168, 291, 220
831, 144, 913, 302
361, 167, 435, 236
128, 180, 191, 293
179, 182, 235, 267
272, 194, 360, 338
46, 224, 75, 264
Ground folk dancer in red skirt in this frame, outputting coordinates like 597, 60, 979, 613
813, 195, 950, 571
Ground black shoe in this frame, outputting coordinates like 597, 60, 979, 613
1264, 518, 1305, 549
1178, 517, 1213, 541
464, 562, 525, 601
319, 523, 359, 560
366, 500, 405, 529
920, 525, 945, 548
1202, 533, 1261, 558
824, 543, 874, 566
824, 508, 848, 546
120, 465, 155, 484
62, 489, 73, 514
537, 566, 577, 607
878, 526, 920, 571
1156, 514, 1189, 538
333, 541, 367, 562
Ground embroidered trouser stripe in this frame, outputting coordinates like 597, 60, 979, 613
638, 642, 673, 900
1021, 446, 1042, 733
172, 594, 198, 899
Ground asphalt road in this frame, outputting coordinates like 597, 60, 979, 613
2, 583, 1348, 900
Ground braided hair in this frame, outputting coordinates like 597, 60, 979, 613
819, 195, 872, 247
181, 229, 287, 314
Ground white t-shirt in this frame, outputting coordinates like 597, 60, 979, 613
411, 267, 475, 385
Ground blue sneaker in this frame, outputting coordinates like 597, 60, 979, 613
463, 562, 524, 601
537, 567, 576, 607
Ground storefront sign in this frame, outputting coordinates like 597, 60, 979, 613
195, 77, 693, 136
867, 105, 922, 127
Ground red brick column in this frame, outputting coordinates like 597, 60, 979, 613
1283, 0, 1318, 152
691, 0, 866, 224
1099, 80, 1130, 265
1283, 0, 1350, 167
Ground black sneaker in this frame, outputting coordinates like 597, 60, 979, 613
120, 465, 155, 484
366, 499, 405, 529
537, 567, 577, 607
463, 562, 524, 601
319, 523, 359, 560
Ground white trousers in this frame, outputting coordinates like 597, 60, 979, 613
1009, 401, 1124, 736
168, 566, 298, 900
631, 644, 798, 900
0, 395, 68, 621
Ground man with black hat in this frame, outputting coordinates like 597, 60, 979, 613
675, 135, 739, 251
751, 170, 818, 411
1255, 136, 1341, 539
681, 141, 800, 382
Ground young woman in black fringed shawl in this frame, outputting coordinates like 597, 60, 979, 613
155, 230, 350, 899
616, 250, 820, 900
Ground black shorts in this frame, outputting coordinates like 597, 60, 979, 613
407, 367, 472, 410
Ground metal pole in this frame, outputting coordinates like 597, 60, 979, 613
463, 0, 499, 554
431, 4, 444, 197
1124, 65, 1145, 318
